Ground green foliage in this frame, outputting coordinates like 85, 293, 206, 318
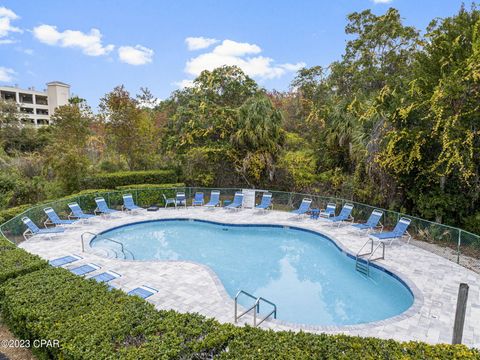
232, 96, 285, 187
217, 327, 479, 359
100, 85, 160, 170
376, 4, 480, 223
0, 267, 233, 359
278, 150, 317, 191
0, 204, 31, 224
464, 212, 480, 235
0, 238, 47, 284
80, 170, 178, 189
115, 183, 186, 206
46, 100, 94, 194
0, 172, 44, 209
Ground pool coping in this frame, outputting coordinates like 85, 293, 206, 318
90, 216, 424, 333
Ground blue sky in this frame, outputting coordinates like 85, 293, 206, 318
0, 0, 470, 108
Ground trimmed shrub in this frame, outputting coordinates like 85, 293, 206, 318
115, 183, 185, 190
80, 170, 178, 190
115, 183, 186, 207
0, 238, 47, 284
0, 267, 233, 359
217, 326, 480, 359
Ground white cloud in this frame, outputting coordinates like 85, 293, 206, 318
173, 79, 195, 89
185, 36, 219, 51
178, 38, 305, 87
118, 45, 154, 65
371, 0, 393, 3
0, 6, 22, 41
0, 39, 16, 44
0, 66, 16, 82
32, 24, 114, 56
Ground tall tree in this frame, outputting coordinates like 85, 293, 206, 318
100, 85, 159, 170
46, 99, 93, 193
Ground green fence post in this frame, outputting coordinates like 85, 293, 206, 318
457, 229, 462, 264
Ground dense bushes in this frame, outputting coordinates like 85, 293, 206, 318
0, 204, 31, 224
0, 267, 233, 359
0, 238, 47, 284
80, 170, 178, 190
217, 327, 479, 359
0, 264, 479, 359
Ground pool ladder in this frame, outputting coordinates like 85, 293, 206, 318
355, 238, 385, 276
81, 231, 135, 260
234, 290, 277, 327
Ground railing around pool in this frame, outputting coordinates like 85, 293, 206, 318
234, 290, 277, 327
0, 186, 479, 273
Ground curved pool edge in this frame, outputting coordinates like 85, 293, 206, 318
90, 217, 424, 332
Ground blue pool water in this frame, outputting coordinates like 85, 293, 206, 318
91, 220, 413, 326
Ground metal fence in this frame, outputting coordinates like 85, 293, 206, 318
1, 187, 479, 272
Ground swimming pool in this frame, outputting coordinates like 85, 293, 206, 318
91, 219, 413, 326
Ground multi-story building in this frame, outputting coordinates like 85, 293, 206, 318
0, 81, 71, 126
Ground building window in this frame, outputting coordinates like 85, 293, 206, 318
1, 91, 16, 102
37, 119, 49, 125
20, 107, 34, 114
19, 93, 33, 104
21, 118, 35, 124
35, 95, 48, 105
36, 108, 49, 115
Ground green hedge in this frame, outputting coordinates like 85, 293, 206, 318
0, 238, 47, 284
0, 265, 478, 359
115, 183, 186, 207
0, 204, 32, 224
0, 267, 234, 359
217, 326, 479, 359
80, 170, 178, 190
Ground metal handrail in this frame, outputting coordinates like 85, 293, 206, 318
81, 231, 133, 260
369, 242, 385, 262
234, 290, 258, 323
355, 238, 385, 277
254, 297, 277, 327
234, 290, 277, 327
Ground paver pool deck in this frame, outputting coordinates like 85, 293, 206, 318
19, 207, 480, 347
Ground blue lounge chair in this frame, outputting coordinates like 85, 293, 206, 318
176, 192, 187, 208
44, 207, 76, 227
352, 209, 384, 233
22, 216, 65, 240
122, 194, 142, 212
162, 194, 176, 208
291, 198, 312, 216
369, 217, 412, 245
205, 190, 221, 208
255, 193, 272, 211
128, 285, 158, 299
89, 270, 121, 283
68, 202, 95, 221
322, 203, 354, 225
49, 254, 82, 267
70, 263, 101, 276
94, 197, 119, 215
192, 192, 204, 207
319, 203, 336, 218
225, 192, 244, 210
